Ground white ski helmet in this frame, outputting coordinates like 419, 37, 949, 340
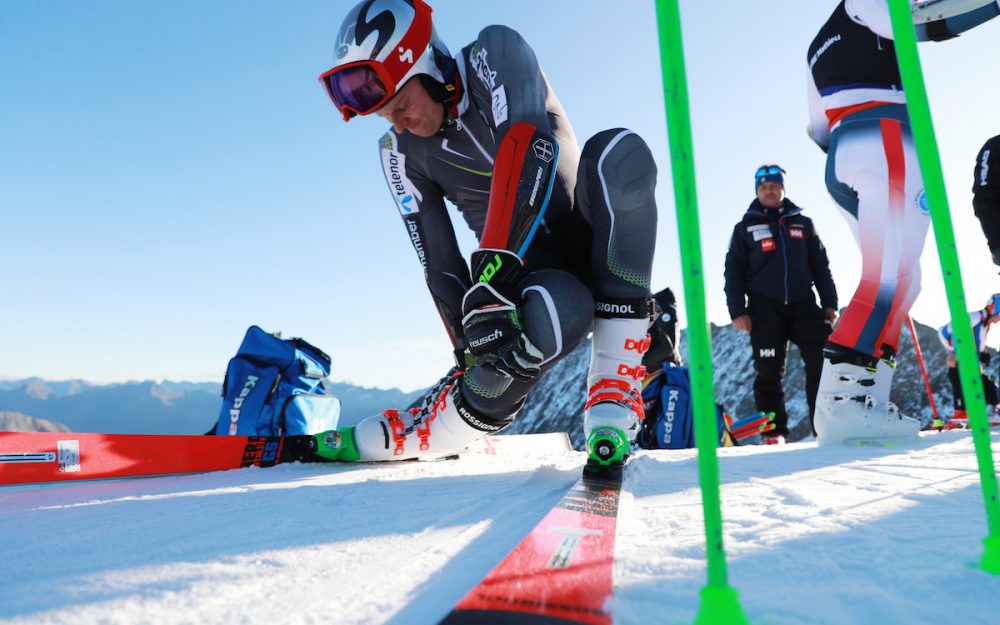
319, 0, 457, 121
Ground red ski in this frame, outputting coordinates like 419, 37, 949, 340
0, 432, 316, 485
439, 469, 623, 625
0, 432, 573, 486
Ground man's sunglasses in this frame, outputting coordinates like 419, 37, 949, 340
755, 165, 785, 178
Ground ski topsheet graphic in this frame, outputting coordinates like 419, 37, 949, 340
0, 432, 313, 485
440, 469, 623, 625
0, 431, 572, 486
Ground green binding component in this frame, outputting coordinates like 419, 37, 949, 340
586, 427, 629, 467
313, 428, 361, 462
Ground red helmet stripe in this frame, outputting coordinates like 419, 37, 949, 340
382, 0, 433, 84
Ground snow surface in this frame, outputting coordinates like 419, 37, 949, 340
1, 431, 999, 625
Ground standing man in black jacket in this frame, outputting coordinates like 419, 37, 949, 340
974, 135, 1000, 264
724, 165, 839, 442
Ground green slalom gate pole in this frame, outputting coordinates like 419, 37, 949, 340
887, 0, 1000, 574
655, 1, 752, 621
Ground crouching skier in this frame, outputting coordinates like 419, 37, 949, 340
312, 0, 659, 471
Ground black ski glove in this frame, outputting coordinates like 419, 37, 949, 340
461, 250, 543, 381
461, 282, 543, 381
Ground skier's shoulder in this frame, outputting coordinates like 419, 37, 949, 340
782, 199, 807, 218
380, 127, 433, 164
734, 209, 762, 234
473, 24, 533, 59
466, 25, 539, 89
785, 203, 816, 229
741, 199, 767, 221
378, 128, 406, 155
982, 134, 1000, 158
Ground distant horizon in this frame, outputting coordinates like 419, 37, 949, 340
0, 375, 423, 393
0, 312, 965, 392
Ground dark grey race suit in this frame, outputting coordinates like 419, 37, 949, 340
378, 25, 658, 429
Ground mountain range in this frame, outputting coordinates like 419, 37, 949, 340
508, 315, 980, 447
0, 377, 422, 435
0, 317, 981, 445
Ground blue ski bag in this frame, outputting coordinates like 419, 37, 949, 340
214, 326, 341, 436
637, 364, 726, 449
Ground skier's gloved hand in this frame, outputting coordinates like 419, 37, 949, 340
461, 281, 543, 381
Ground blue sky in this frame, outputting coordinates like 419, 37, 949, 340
2, 1, 998, 392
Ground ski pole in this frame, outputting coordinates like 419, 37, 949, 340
888, 0, 1000, 575
655, 1, 751, 622
906, 315, 942, 429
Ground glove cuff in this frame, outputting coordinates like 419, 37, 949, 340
471, 249, 524, 301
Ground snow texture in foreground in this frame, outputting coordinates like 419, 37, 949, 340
1, 431, 998, 625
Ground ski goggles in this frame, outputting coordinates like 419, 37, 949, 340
318, 0, 433, 122
754, 164, 785, 190
319, 61, 397, 121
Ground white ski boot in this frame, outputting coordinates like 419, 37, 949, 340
584, 316, 650, 467
351, 370, 493, 461
872, 347, 898, 409
814, 356, 920, 446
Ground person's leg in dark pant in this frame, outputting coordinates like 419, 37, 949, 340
749, 298, 791, 436
948, 365, 964, 411
789, 299, 832, 436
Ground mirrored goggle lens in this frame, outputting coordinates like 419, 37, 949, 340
323, 65, 390, 115
755, 165, 783, 177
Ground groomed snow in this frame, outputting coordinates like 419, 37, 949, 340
1, 431, 998, 624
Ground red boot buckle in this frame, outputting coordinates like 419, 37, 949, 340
383, 409, 407, 456
624, 335, 651, 354
617, 363, 647, 380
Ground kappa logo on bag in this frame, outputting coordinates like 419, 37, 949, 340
637, 364, 726, 450
215, 326, 341, 437
226, 374, 260, 432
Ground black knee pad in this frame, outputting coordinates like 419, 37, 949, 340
580, 129, 658, 208
576, 129, 658, 299
519, 269, 594, 364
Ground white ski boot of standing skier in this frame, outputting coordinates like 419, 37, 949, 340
814, 346, 920, 446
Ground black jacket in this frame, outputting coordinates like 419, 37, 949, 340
973, 135, 1000, 256
724, 199, 838, 319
